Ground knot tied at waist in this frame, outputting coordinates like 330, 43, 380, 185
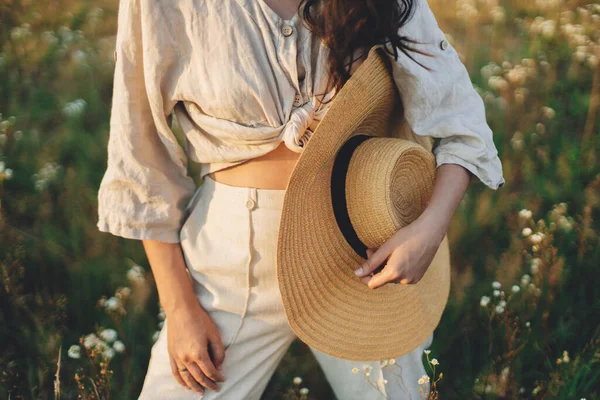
281, 97, 331, 153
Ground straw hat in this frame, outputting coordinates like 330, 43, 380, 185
276, 44, 451, 361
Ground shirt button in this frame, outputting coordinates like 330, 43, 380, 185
246, 198, 255, 210
281, 25, 293, 37
293, 93, 302, 107
440, 39, 449, 50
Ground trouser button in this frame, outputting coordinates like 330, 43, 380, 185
246, 198, 256, 210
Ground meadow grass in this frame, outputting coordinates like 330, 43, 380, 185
0, 0, 598, 398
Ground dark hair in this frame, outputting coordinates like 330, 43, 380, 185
298, 0, 434, 104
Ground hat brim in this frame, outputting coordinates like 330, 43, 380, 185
276, 45, 451, 361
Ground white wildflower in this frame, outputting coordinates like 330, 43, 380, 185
495, 305, 505, 313
530, 233, 543, 244
293, 377, 302, 385
418, 375, 430, 385
104, 296, 121, 311
493, 290, 501, 297
299, 388, 309, 395
62, 98, 87, 118
68, 344, 81, 359
558, 216, 573, 232
492, 281, 502, 289
512, 285, 520, 293
100, 328, 118, 343
542, 106, 556, 119
480, 296, 491, 307
83, 333, 100, 349
2, 168, 12, 179
33, 162, 62, 191
490, 6, 505, 23
519, 209, 533, 220
113, 340, 125, 353
127, 264, 145, 282
430, 358, 439, 366
522, 227, 533, 237
116, 286, 131, 299
103, 347, 116, 359
488, 76, 509, 91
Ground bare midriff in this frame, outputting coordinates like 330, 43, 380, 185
207, 118, 320, 190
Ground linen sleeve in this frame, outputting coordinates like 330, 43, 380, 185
388, 0, 505, 190
96, 0, 196, 243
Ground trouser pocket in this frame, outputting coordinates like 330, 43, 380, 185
180, 183, 253, 317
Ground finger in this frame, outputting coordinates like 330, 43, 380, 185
179, 363, 205, 394
367, 267, 396, 290
208, 336, 226, 373
169, 357, 188, 389
366, 248, 375, 259
185, 361, 214, 392
196, 348, 225, 383
355, 244, 393, 277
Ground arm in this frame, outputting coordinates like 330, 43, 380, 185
420, 163, 471, 239
354, 0, 505, 288
387, 0, 506, 191
141, 240, 200, 317
97, 0, 224, 393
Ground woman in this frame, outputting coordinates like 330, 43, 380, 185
97, 0, 505, 398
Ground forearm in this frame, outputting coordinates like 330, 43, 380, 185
142, 239, 203, 318
418, 163, 471, 239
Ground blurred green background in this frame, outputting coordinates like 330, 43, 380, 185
0, 0, 598, 399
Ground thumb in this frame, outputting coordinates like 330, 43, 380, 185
355, 246, 391, 277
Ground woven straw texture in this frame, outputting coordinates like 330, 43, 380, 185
276, 45, 451, 361
346, 137, 436, 249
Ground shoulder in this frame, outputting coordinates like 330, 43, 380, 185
386, 0, 477, 124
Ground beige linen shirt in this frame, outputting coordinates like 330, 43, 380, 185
97, 0, 506, 243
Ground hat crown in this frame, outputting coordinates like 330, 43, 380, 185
345, 137, 436, 250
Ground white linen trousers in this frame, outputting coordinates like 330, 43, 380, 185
138, 175, 433, 400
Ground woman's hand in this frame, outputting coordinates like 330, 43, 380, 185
353, 162, 473, 289
353, 213, 447, 289
167, 301, 226, 394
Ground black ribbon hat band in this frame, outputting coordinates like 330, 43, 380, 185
330, 134, 374, 260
